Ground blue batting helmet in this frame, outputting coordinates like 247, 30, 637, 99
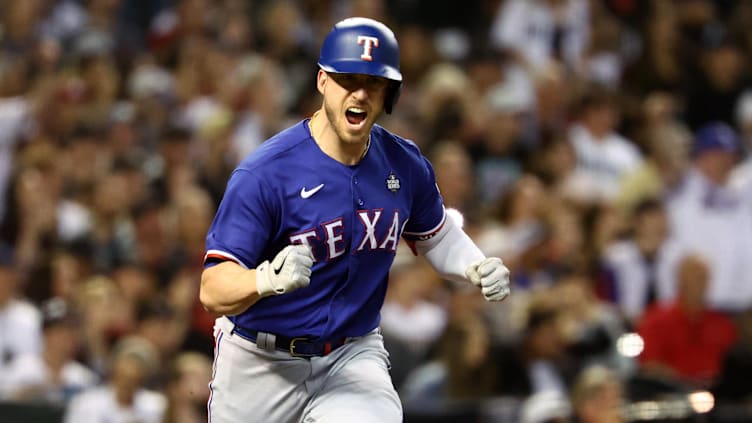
318, 17, 402, 114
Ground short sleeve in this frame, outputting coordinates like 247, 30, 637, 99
402, 156, 446, 241
204, 169, 277, 268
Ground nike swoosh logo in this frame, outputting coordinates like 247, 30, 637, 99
300, 184, 324, 199
273, 256, 285, 275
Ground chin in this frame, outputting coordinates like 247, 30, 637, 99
342, 122, 372, 142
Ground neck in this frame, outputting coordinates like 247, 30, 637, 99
586, 124, 610, 140
309, 110, 369, 165
680, 301, 704, 318
636, 238, 659, 257
44, 349, 67, 373
115, 385, 136, 407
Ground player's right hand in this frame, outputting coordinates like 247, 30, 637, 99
255, 245, 314, 297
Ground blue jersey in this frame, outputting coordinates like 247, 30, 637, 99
204, 119, 446, 340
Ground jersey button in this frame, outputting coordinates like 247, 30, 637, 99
353, 177, 358, 184
357, 199, 364, 206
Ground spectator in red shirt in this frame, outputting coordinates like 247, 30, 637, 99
637, 253, 737, 387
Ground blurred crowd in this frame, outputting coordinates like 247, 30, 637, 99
2, 0, 752, 422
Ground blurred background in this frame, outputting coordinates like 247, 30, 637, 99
1, 0, 752, 422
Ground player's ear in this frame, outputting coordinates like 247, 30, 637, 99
316, 70, 327, 95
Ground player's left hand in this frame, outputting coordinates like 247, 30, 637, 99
465, 257, 510, 302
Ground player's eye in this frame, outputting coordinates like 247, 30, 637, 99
330, 73, 356, 89
330, 73, 386, 92
364, 77, 388, 90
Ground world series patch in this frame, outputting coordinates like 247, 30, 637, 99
386, 172, 400, 193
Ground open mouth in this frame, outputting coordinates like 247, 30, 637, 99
345, 107, 368, 126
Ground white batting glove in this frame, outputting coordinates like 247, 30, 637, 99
255, 245, 314, 297
465, 257, 511, 302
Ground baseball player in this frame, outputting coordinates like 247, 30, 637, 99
200, 17, 511, 423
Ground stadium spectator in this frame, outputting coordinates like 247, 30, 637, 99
571, 365, 626, 423
1, 297, 98, 403
63, 336, 166, 423
661, 122, 752, 312
567, 89, 644, 203
637, 253, 737, 387
400, 310, 501, 404
683, 29, 748, 131
381, 249, 447, 389
161, 352, 212, 423
0, 250, 42, 395
490, 0, 591, 76
599, 199, 672, 323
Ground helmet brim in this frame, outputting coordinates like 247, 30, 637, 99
318, 61, 402, 83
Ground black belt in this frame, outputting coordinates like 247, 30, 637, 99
231, 326, 347, 357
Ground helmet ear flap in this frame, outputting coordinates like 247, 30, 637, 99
384, 81, 402, 114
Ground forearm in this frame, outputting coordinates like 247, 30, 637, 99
414, 215, 485, 283
199, 261, 262, 316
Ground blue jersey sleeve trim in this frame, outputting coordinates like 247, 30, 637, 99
203, 249, 250, 269
402, 210, 446, 240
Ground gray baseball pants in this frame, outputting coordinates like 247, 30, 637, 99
208, 316, 403, 423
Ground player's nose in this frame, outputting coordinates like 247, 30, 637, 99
350, 86, 369, 101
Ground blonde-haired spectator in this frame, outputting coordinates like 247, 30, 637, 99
162, 352, 212, 423
75, 275, 134, 374
615, 91, 691, 213
571, 365, 625, 423
64, 336, 166, 423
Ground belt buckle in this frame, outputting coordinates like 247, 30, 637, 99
289, 337, 313, 357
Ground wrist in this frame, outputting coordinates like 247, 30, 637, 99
254, 260, 276, 297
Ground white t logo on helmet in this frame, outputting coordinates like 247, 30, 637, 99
357, 36, 379, 61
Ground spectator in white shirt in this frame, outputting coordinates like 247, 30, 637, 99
600, 199, 672, 322
0, 250, 42, 395
0, 56, 33, 223
2, 297, 98, 403
491, 0, 590, 75
568, 90, 644, 202
660, 122, 752, 312
64, 336, 166, 423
